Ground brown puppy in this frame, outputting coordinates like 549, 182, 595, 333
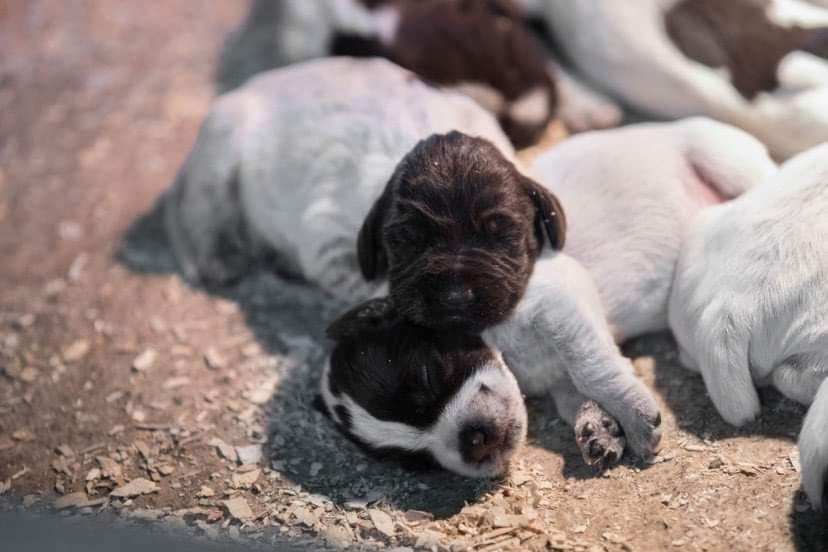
331, 0, 559, 148
357, 131, 565, 332
666, 0, 828, 99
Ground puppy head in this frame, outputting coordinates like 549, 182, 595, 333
357, 132, 565, 331
320, 297, 527, 478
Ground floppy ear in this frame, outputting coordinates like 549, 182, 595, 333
522, 176, 566, 251
326, 297, 397, 341
357, 161, 408, 280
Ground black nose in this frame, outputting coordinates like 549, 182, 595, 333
441, 284, 474, 309
460, 422, 501, 464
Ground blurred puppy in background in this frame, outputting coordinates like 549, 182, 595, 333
669, 142, 828, 510
532, 0, 828, 158
216, 0, 621, 147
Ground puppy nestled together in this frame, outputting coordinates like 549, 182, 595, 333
158, 0, 828, 522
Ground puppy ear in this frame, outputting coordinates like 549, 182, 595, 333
326, 298, 397, 341
357, 161, 407, 280
522, 176, 566, 250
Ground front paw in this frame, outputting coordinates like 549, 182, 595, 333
574, 401, 626, 470
620, 402, 662, 462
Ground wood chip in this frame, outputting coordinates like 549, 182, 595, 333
54, 492, 90, 510
162, 376, 190, 390
235, 444, 262, 466
56, 445, 75, 457
96, 456, 122, 479
369, 509, 395, 537
134, 440, 151, 460
110, 477, 158, 498
12, 430, 35, 442
232, 468, 260, 489
209, 438, 238, 463
196, 485, 215, 498
224, 497, 253, 522
132, 349, 157, 372
63, 339, 90, 362
19, 366, 39, 382
0, 479, 10, 494
203, 348, 226, 370
158, 465, 175, 476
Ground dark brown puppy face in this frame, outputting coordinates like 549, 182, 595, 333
357, 132, 565, 332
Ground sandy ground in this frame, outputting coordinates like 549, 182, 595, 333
0, 1, 826, 551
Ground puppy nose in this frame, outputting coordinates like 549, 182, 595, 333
441, 285, 474, 308
460, 423, 500, 464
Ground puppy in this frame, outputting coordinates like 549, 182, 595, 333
336, 118, 775, 472
356, 130, 566, 333
165, 57, 513, 291
216, 0, 621, 147
322, 297, 528, 477
533, 0, 828, 157
669, 142, 828, 509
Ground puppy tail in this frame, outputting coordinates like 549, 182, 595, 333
799, 377, 828, 510
679, 117, 777, 198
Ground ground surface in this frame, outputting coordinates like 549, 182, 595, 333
0, 2, 826, 551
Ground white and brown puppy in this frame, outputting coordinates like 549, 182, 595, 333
531, 0, 828, 158
669, 142, 828, 509
216, 0, 621, 147
342, 118, 775, 473
165, 57, 513, 290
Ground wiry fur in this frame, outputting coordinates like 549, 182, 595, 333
669, 142, 828, 508
534, 0, 828, 157
165, 58, 513, 294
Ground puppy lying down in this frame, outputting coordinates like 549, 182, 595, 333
533, 0, 828, 158
216, 0, 622, 145
669, 142, 828, 509
165, 57, 513, 291
329, 119, 776, 476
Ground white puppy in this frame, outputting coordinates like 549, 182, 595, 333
669, 142, 828, 509
166, 57, 513, 294
485, 118, 777, 459
532, 0, 828, 158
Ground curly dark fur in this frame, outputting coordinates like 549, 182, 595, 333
357, 131, 565, 332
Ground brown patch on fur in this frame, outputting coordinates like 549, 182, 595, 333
357, 131, 565, 331
666, 0, 828, 99
340, 0, 557, 148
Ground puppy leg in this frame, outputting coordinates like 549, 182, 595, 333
551, 381, 626, 470
799, 376, 828, 509
526, 255, 662, 460
551, 62, 623, 132
298, 233, 384, 302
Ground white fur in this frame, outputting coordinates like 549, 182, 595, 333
508, 86, 551, 126
168, 57, 513, 299
669, 142, 828, 508
534, 0, 828, 158
484, 118, 776, 457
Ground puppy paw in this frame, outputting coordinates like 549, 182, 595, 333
574, 400, 626, 470
621, 404, 663, 462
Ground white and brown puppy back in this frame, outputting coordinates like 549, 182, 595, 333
535, 0, 828, 157
669, 142, 828, 508
165, 57, 513, 295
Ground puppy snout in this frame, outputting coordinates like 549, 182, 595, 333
441, 284, 475, 309
460, 421, 501, 464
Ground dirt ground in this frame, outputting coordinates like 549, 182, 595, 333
0, 1, 826, 551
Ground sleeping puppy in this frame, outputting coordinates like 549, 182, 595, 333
669, 142, 828, 509
338, 118, 776, 473
531, 0, 828, 158
216, 0, 621, 147
165, 57, 513, 290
